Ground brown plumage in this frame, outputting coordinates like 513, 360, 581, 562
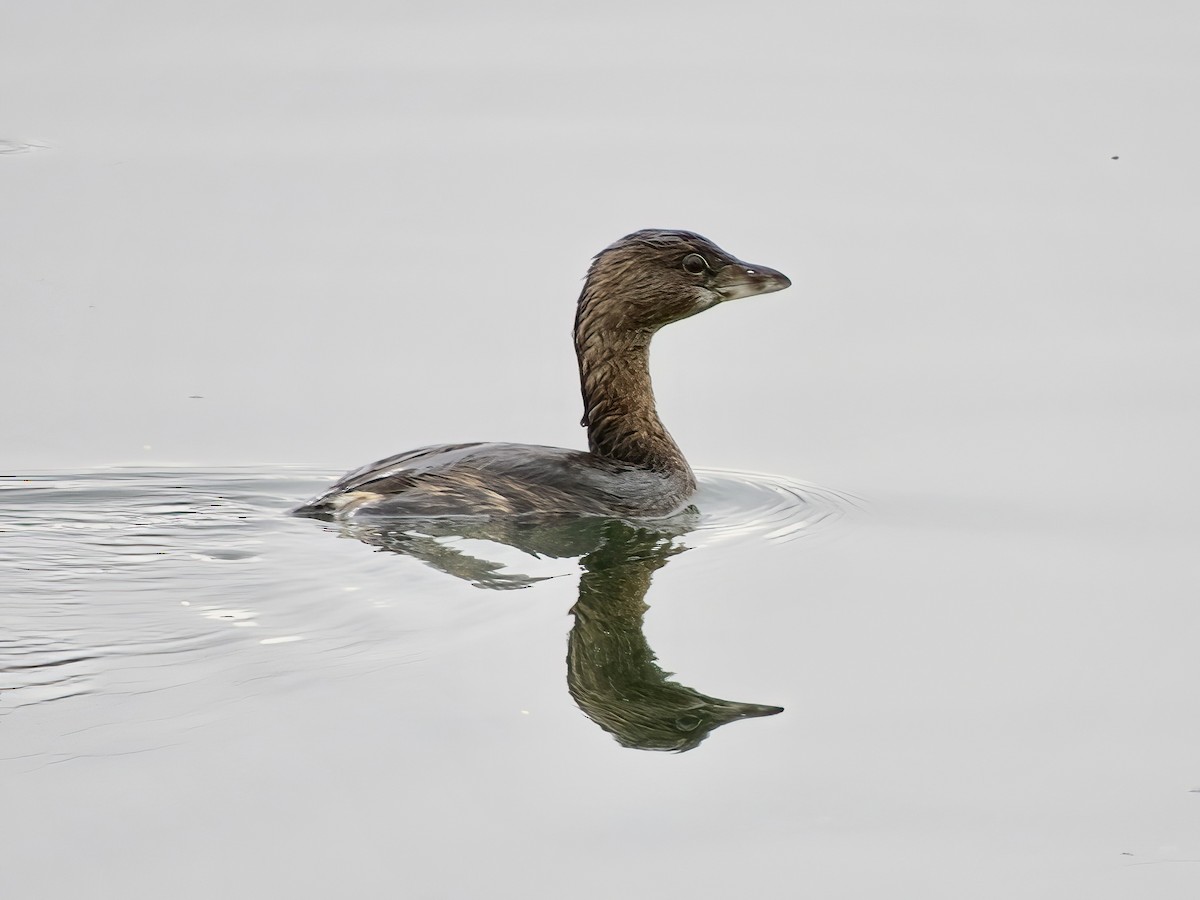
294, 229, 790, 521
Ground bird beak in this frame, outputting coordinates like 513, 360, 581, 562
706, 699, 786, 722
712, 259, 792, 301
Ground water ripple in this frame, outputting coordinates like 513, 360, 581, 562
689, 468, 857, 547
0, 139, 49, 155
1, 467, 853, 716
0, 469, 373, 716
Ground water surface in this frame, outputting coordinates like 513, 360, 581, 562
5, 464, 1199, 899
2, 467, 843, 752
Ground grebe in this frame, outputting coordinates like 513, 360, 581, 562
293, 229, 790, 521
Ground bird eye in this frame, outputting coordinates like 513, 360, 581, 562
681, 253, 708, 275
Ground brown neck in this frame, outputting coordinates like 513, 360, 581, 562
574, 319, 692, 477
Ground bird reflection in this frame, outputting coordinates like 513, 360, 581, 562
566, 520, 783, 751
330, 514, 782, 751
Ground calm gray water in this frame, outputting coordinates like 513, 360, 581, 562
4, 459, 1199, 898
4, 1, 1200, 897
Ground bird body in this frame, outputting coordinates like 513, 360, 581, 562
294, 441, 692, 519
294, 230, 790, 521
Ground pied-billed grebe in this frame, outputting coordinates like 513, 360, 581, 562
294, 229, 790, 521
